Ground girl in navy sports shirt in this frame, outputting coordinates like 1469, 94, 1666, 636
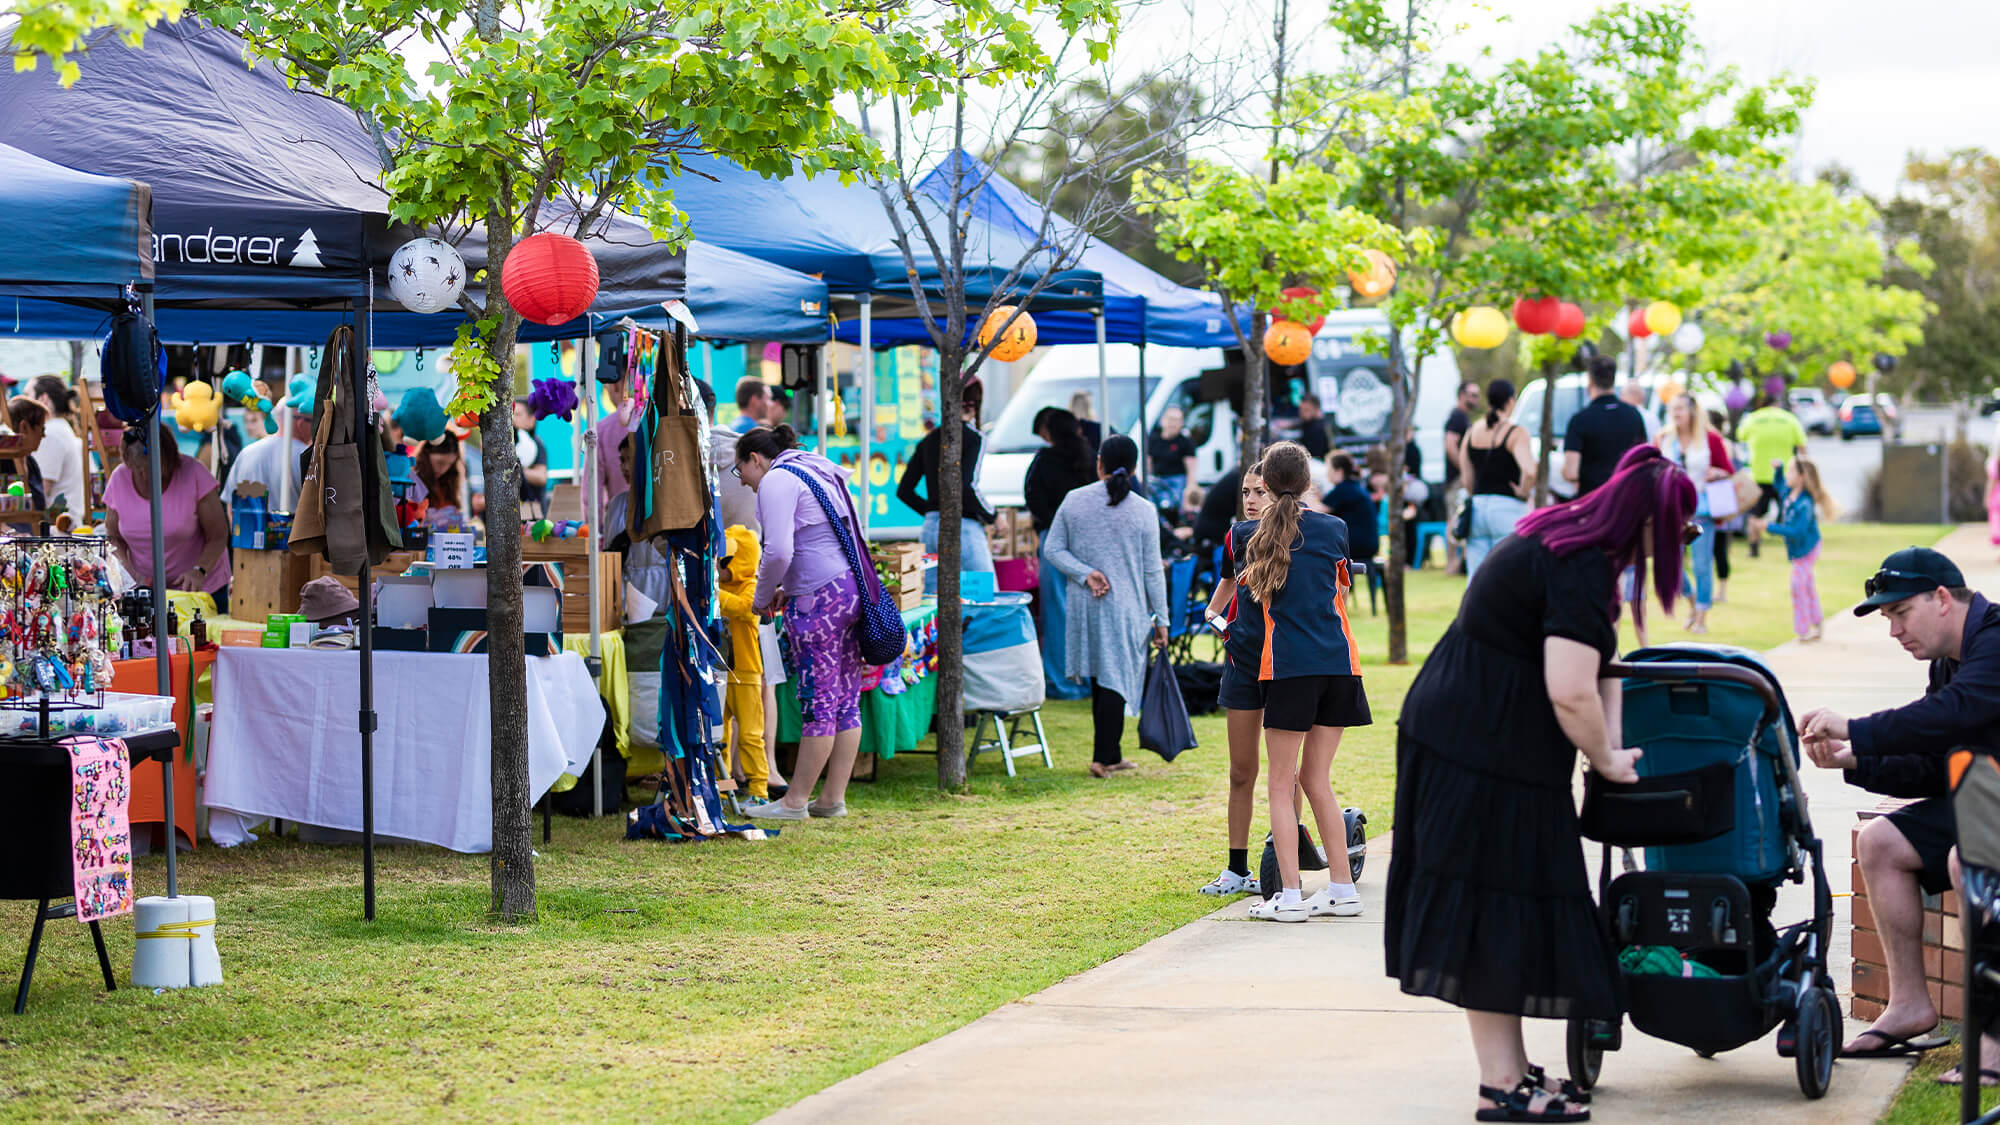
1196, 464, 1271, 896
1237, 442, 1372, 922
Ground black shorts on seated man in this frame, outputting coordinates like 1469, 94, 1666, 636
1797, 547, 2000, 1060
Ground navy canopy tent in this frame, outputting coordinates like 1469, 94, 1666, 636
0, 144, 154, 296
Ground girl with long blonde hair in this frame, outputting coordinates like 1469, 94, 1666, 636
1765, 454, 1836, 642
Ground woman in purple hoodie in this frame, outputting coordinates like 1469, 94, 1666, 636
733, 424, 868, 821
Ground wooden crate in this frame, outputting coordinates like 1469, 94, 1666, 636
305, 549, 425, 595
521, 538, 624, 634
231, 547, 316, 621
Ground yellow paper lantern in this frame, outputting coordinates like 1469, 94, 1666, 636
1643, 300, 1683, 337
1347, 249, 1397, 299
978, 305, 1038, 362
1450, 306, 1509, 349
1828, 360, 1857, 389
1263, 319, 1314, 367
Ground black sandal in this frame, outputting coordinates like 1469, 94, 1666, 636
1525, 1063, 1591, 1104
1476, 1077, 1590, 1122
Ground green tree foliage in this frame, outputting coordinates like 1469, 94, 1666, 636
190, 0, 967, 916
8, 0, 183, 85
1341, 1, 1809, 661
1876, 149, 1998, 413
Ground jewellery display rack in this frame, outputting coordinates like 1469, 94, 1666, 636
0, 536, 115, 739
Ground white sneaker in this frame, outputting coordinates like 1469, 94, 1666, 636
1199, 870, 1261, 897
1304, 886, 1364, 918
1248, 894, 1309, 923
741, 800, 808, 821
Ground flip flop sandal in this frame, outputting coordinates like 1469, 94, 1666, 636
1936, 1067, 2000, 1087
1841, 1029, 1952, 1058
1475, 1078, 1589, 1122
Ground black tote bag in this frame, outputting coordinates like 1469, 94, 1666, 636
1138, 646, 1197, 761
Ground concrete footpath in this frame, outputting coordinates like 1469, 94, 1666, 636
767, 526, 1994, 1124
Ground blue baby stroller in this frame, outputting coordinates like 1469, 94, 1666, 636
1568, 646, 1839, 1100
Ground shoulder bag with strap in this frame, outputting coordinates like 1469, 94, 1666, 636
775, 462, 906, 666
636, 333, 708, 540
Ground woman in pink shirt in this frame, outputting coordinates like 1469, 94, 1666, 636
105, 423, 233, 613
733, 423, 867, 822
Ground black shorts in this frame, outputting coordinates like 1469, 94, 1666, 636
1752, 482, 1783, 519
1217, 663, 1265, 712
1885, 796, 1957, 896
1262, 675, 1373, 732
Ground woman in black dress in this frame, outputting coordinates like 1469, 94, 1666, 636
1386, 444, 1697, 1122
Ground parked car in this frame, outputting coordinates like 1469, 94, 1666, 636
1839, 394, 1895, 440
1790, 388, 1835, 435
980, 310, 1465, 507
1980, 390, 2000, 417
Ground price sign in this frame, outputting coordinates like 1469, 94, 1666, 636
434, 532, 475, 569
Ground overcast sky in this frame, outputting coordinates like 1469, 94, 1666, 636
1103, 0, 2000, 198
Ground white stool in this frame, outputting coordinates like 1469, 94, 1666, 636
968, 709, 1053, 777
131, 895, 222, 989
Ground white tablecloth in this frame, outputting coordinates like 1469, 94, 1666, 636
205, 648, 605, 853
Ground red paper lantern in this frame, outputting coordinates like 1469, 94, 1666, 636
1273, 286, 1326, 334
1552, 302, 1587, 340
501, 232, 600, 326
1511, 296, 1562, 335
1627, 307, 1653, 339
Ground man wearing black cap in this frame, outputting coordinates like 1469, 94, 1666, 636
1799, 547, 2000, 1064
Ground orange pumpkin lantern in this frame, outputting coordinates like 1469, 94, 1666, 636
978, 305, 1038, 362
1347, 249, 1396, 299
1828, 360, 1857, 389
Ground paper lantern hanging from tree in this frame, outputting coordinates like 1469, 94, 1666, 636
1263, 319, 1314, 367
1765, 330, 1792, 351
1671, 321, 1705, 354
1451, 306, 1509, 349
1511, 296, 1562, 335
501, 232, 600, 326
1724, 383, 1751, 413
1274, 286, 1326, 334
978, 305, 1038, 362
1627, 308, 1654, 339
1657, 378, 1684, 404
1643, 300, 1683, 337
1347, 250, 1396, 299
388, 237, 467, 315
1551, 302, 1587, 340
1828, 360, 1857, 389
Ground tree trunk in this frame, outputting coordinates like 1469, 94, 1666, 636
1240, 314, 1268, 483
935, 344, 967, 789
481, 223, 535, 922
1382, 335, 1420, 666
1534, 360, 1558, 507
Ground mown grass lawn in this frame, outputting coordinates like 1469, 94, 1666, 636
0, 522, 1946, 1122
1882, 1044, 2000, 1124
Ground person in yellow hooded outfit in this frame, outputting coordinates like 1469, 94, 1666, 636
717, 524, 770, 800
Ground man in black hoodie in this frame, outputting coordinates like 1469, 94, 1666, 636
1800, 548, 2000, 1067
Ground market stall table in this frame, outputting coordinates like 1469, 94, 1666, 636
204, 648, 604, 853
115, 643, 214, 851
776, 605, 938, 760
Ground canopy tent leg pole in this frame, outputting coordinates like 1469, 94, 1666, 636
141, 289, 177, 900
278, 350, 294, 510
354, 294, 377, 923
1137, 341, 1149, 488
581, 331, 603, 819
1095, 308, 1109, 438
858, 294, 872, 537
817, 343, 829, 452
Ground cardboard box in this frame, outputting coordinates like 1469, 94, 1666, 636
231, 485, 271, 549
374, 575, 431, 650
425, 568, 565, 655
232, 546, 316, 622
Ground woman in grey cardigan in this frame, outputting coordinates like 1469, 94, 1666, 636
1043, 434, 1170, 776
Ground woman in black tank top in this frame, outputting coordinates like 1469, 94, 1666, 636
1455, 379, 1535, 577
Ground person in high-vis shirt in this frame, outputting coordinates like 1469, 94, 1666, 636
1233, 442, 1373, 923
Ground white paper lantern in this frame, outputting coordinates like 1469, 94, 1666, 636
1671, 321, 1706, 354
387, 237, 466, 315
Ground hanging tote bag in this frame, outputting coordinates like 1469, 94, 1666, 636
776, 463, 906, 666
1137, 644, 1198, 760
637, 333, 708, 539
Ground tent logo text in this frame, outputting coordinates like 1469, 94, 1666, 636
150, 227, 327, 269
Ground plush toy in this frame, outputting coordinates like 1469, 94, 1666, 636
283, 374, 315, 415
527, 376, 580, 423
169, 382, 221, 432
529, 519, 555, 542
393, 388, 448, 443
219, 369, 273, 419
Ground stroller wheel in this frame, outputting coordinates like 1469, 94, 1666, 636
1567, 1018, 1605, 1092
1794, 985, 1838, 1099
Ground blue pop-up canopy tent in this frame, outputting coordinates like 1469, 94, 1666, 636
0, 144, 154, 296
653, 150, 1105, 525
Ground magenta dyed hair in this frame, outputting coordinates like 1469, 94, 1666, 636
1514, 445, 1697, 624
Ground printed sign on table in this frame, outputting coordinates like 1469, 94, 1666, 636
66, 737, 134, 922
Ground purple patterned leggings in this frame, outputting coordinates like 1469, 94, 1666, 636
785, 572, 863, 737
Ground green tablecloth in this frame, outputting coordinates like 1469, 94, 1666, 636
776, 605, 936, 758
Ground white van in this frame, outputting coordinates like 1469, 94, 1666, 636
981, 310, 1463, 507
1511, 370, 1724, 499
